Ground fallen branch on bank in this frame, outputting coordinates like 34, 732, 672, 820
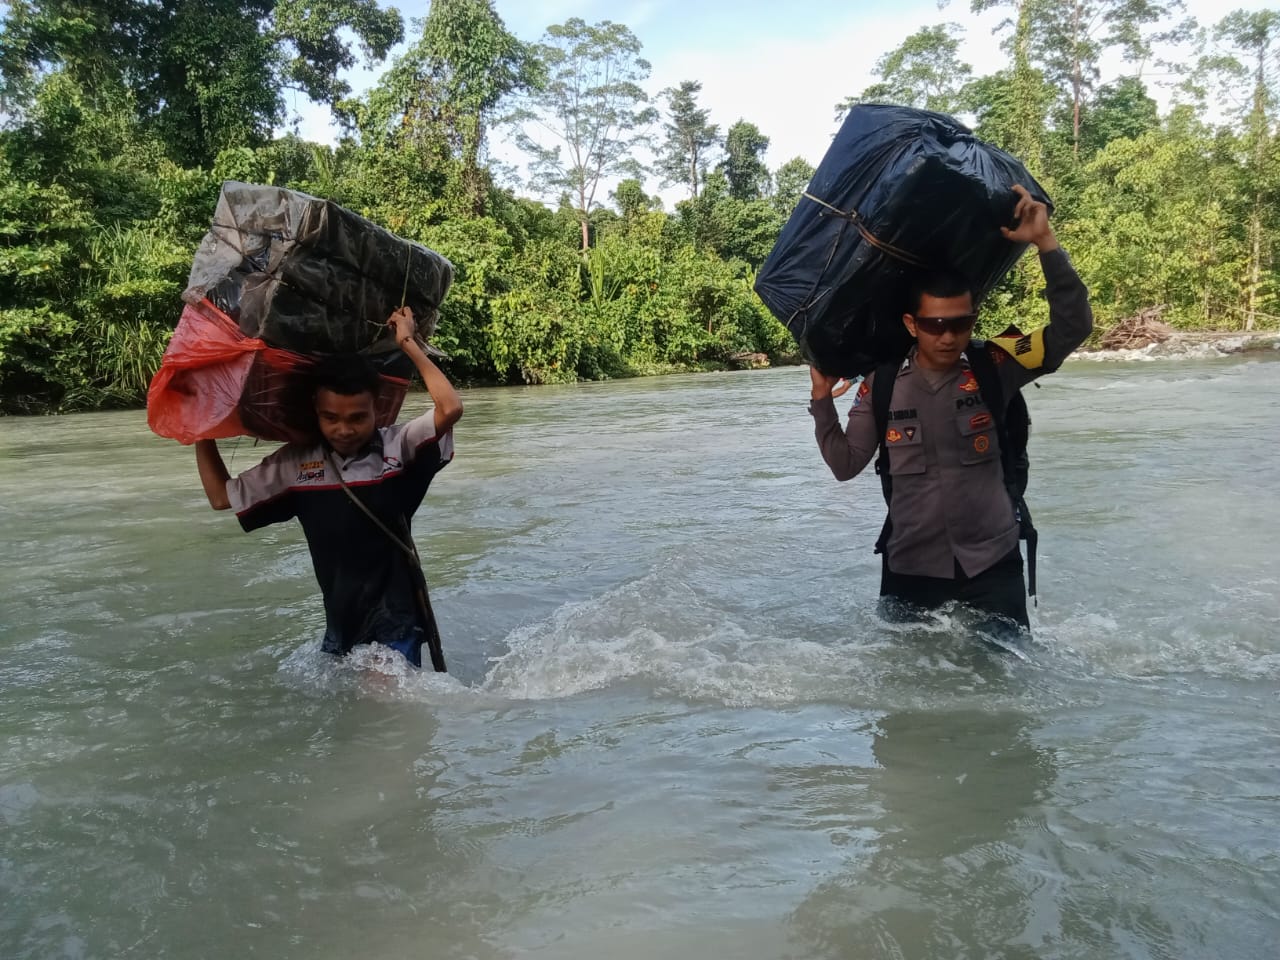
1099, 306, 1175, 350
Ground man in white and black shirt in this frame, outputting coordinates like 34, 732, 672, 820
195, 307, 463, 667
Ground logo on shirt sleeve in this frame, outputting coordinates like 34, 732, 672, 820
992, 328, 1047, 369
295, 460, 325, 483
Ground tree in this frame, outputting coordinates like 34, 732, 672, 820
964, 67, 1059, 168
836, 24, 973, 119
771, 156, 815, 217
390, 0, 540, 216
0, 0, 404, 167
1077, 75, 1159, 155
719, 119, 771, 200
611, 178, 659, 220
513, 18, 657, 250
656, 80, 720, 199
1206, 9, 1280, 330
969, 0, 1053, 173
1069, 114, 1244, 329
1032, 0, 1188, 157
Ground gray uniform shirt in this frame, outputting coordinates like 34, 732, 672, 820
809, 248, 1093, 579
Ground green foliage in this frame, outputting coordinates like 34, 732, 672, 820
0, 0, 404, 167
0, 1, 1278, 412
1075, 77, 1160, 158
1030, 0, 1185, 154
356, 0, 538, 216
76, 224, 188, 402
670, 172, 784, 268
719, 120, 771, 200
838, 23, 973, 119
0, 306, 85, 412
1058, 119, 1250, 329
657, 80, 720, 199
610, 178, 660, 220
771, 157, 816, 218
513, 18, 657, 249
0, 171, 93, 411
420, 215, 522, 377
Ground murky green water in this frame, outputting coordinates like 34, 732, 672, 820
3, 353, 1278, 958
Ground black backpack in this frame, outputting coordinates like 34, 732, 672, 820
870, 344, 1039, 599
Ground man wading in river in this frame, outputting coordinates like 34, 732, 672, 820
195, 307, 463, 668
807, 185, 1092, 634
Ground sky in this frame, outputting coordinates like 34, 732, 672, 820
285, 0, 1277, 205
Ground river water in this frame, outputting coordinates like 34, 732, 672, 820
2, 351, 1278, 959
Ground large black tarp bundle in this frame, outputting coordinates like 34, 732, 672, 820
754, 105, 1051, 378
183, 181, 454, 376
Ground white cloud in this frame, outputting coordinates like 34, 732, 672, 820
653, 9, 1003, 171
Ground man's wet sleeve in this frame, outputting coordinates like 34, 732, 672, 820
226, 445, 300, 531
989, 247, 1093, 389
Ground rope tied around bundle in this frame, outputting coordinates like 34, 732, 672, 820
801, 192, 931, 269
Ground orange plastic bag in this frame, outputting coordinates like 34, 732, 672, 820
147, 299, 407, 445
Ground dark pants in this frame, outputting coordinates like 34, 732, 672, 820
880, 546, 1029, 631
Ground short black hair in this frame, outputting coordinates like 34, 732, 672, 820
907, 270, 974, 315
309, 354, 382, 398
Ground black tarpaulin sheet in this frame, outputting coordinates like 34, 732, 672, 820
184, 181, 454, 374
754, 105, 1051, 377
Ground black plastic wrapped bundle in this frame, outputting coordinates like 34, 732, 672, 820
183, 181, 453, 377
754, 105, 1051, 378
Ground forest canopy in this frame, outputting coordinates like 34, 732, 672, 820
1, 0, 1275, 412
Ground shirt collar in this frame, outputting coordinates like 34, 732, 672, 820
324, 429, 384, 468
901, 344, 973, 376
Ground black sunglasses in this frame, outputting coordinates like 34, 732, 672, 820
912, 313, 978, 336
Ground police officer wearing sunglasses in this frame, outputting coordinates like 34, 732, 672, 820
807, 185, 1093, 637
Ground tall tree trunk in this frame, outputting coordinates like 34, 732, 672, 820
1246, 208, 1261, 331
463, 116, 487, 217
1012, 0, 1043, 175
1244, 50, 1270, 331
1072, 1, 1082, 159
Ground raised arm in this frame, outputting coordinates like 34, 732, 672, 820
195, 439, 232, 510
808, 366, 878, 482
389, 307, 463, 436
993, 184, 1093, 385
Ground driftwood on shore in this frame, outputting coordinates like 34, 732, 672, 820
1099, 306, 1175, 350
729, 351, 771, 370
1096, 305, 1279, 352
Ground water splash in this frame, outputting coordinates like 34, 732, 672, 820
1077, 335, 1276, 363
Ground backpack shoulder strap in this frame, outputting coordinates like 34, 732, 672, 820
871, 361, 900, 554
967, 342, 1039, 600
966, 342, 1006, 426
871, 361, 899, 502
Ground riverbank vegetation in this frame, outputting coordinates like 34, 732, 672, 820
1, 1, 1276, 412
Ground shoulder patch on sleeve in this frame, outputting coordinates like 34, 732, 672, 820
990, 327, 1047, 370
